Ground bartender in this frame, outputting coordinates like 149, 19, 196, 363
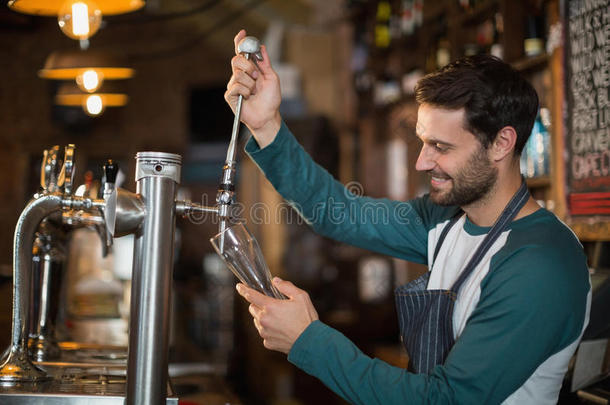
225, 30, 591, 404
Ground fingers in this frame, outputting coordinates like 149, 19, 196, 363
257, 45, 275, 77
249, 304, 271, 345
272, 277, 305, 300
225, 57, 259, 103
251, 307, 263, 333
234, 29, 246, 55
230, 65, 257, 88
226, 70, 256, 95
225, 80, 252, 103
231, 54, 258, 77
236, 283, 273, 308
248, 303, 263, 319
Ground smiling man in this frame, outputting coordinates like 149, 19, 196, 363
225, 30, 591, 404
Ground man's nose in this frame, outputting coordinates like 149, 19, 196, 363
415, 145, 435, 172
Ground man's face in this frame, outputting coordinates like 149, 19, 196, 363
415, 104, 497, 207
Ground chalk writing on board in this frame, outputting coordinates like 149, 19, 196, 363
566, 0, 610, 198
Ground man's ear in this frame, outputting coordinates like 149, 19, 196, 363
491, 126, 517, 161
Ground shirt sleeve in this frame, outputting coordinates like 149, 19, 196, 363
287, 244, 590, 405
245, 122, 455, 264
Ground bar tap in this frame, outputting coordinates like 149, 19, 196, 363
0, 145, 110, 383
103, 159, 119, 240
28, 146, 69, 362
28, 220, 67, 362
216, 35, 263, 251
29, 146, 113, 362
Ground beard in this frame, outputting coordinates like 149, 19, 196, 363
429, 145, 498, 207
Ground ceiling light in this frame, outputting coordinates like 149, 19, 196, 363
76, 69, 103, 92
8, 0, 144, 41
8, 0, 145, 17
39, 49, 134, 83
57, 0, 102, 40
84, 94, 104, 116
55, 81, 129, 117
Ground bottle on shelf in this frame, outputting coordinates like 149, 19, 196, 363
490, 12, 504, 59
400, 0, 415, 36
520, 107, 551, 178
524, 2, 546, 57
375, 0, 392, 48
436, 21, 450, 69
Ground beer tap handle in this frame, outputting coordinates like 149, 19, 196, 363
64, 144, 75, 195
103, 160, 118, 241
40, 149, 49, 191
40, 146, 62, 193
216, 36, 263, 246
57, 144, 75, 195
104, 160, 118, 187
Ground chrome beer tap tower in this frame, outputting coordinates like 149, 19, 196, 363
0, 148, 228, 405
0, 35, 262, 405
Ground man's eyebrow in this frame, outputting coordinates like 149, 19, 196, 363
414, 132, 456, 148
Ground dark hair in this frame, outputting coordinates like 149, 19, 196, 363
414, 54, 539, 155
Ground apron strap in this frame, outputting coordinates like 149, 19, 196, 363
450, 180, 530, 293
432, 210, 463, 267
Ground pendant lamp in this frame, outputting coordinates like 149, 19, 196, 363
8, 0, 144, 16
39, 49, 134, 93
8, 0, 145, 40
55, 81, 129, 117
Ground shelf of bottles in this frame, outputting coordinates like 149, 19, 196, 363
350, 0, 551, 109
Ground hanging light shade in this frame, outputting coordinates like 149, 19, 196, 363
55, 81, 129, 116
7, 0, 145, 16
40, 49, 135, 93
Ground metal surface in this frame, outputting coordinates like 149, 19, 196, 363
174, 200, 219, 217
0, 193, 64, 383
217, 35, 262, 250
40, 146, 61, 193
0, 362, 178, 404
103, 160, 119, 242
29, 244, 64, 362
113, 188, 145, 237
1, 145, 185, 403
135, 152, 182, 183
59, 144, 75, 195
127, 152, 180, 405
0, 143, 113, 382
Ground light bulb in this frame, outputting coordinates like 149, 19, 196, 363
76, 69, 103, 93
58, 0, 102, 40
84, 94, 104, 116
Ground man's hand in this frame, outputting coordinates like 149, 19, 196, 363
224, 29, 282, 148
236, 277, 319, 354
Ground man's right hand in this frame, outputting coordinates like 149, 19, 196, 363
224, 29, 282, 149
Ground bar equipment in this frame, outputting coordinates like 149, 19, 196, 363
0, 149, 214, 405
211, 222, 284, 299
0, 35, 262, 405
28, 145, 111, 363
216, 36, 262, 251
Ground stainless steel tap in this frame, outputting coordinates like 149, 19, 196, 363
28, 220, 67, 362
28, 146, 70, 362
28, 146, 113, 362
216, 36, 263, 250
0, 145, 112, 383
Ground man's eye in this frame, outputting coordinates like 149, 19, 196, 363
433, 143, 449, 152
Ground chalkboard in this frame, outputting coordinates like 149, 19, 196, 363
564, 0, 610, 216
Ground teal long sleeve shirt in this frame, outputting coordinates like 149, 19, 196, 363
245, 122, 591, 405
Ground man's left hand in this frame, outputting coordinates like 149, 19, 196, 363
236, 277, 319, 354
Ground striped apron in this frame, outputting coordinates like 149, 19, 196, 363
395, 181, 530, 374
